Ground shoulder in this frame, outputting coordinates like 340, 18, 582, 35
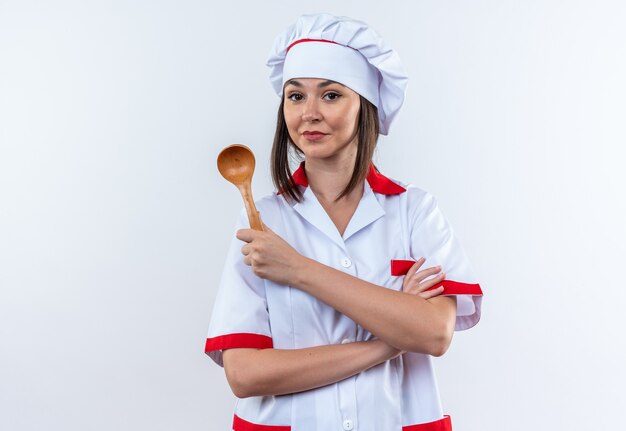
380, 174, 438, 217
245, 191, 292, 228
255, 191, 283, 211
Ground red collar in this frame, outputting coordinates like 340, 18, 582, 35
291, 162, 406, 195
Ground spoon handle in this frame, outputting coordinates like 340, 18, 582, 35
239, 182, 264, 231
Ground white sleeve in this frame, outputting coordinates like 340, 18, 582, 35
204, 210, 273, 367
408, 190, 483, 331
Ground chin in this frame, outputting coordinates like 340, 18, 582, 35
300, 147, 338, 160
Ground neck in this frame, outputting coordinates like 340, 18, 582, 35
304, 154, 363, 203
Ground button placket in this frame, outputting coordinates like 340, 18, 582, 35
337, 375, 358, 431
335, 251, 357, 431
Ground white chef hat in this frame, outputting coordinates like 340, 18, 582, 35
267, 13, 408, 135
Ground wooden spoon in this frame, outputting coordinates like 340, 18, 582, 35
217, 144, 264, 231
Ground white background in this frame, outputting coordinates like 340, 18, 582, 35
1, 1, 625, 430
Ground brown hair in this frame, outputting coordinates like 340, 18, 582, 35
271, 95, 380, 203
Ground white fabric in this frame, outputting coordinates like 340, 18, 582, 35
267, 13, 409, 135
206, 173, 482, 430
282, 41, 380, 111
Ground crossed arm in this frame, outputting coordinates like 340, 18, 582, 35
221, 227, 457, 398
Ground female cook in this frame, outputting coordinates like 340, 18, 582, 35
205, 13, 483, 431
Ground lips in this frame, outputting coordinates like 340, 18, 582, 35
302, 131, 327, 141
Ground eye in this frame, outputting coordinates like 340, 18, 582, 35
323, 92, 342, 101
286, 92, 304, 102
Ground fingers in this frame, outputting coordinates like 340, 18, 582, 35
238, 232, 258, 267
418, 285, 445, 299
402, 267, 443, 292
413, 271, 446, 293
404, 275, 445, 296
239, 221, 275, 243
236, 228, 253, 243
238, 224, 275, 243
405, 259, 442, 284
413, 265, 443, 284
406, 257, 425, 278
402, 259, 443, 292
401, 258, 447, 299
237, 221, 276, 268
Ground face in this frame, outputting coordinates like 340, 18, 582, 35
283, 78, 361, 162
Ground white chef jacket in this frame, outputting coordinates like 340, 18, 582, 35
206, 163, 483, 431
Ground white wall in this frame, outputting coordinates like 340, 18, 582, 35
1, 1, 624, 430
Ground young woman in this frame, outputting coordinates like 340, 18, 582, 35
206, 13, 483, 431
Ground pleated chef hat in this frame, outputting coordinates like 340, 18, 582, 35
267, 13, 408, 135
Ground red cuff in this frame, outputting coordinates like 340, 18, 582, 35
233, 415, 290, 430
403, 415, 452, 430
205, 333, 273, 353
232, 415, 451, 431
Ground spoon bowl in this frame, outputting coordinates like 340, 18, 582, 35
217, 144, 263, 231
217, 144, 256, 185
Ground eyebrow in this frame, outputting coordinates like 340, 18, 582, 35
285, 79, 344, 88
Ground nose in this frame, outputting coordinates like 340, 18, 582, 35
302, 98, 322, 122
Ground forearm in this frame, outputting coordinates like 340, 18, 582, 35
293, 257, 455, 355
222, 339, 399, 398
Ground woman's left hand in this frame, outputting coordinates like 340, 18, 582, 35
236, 222, 305, 285
402, 257, 446, 299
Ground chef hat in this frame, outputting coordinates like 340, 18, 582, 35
267, 13, 408, 135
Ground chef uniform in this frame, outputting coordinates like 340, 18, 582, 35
205, 14, 483, 431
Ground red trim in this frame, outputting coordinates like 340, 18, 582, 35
439, 280, 482, 295
286, 38, 339, 53
291, 161, 309, 187
288, 161, 406, 195
233, 415, 290, 431
232, 414, 450, 431
367, 164, 407, 195
204, 333, 273, 353
391, 260, 483, 295
391, 259, 419, 275
403, 415, 452, 431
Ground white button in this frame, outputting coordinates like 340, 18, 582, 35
343, 419, 354, 430
341, 339, 353, 345
340, 257, 352, 268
